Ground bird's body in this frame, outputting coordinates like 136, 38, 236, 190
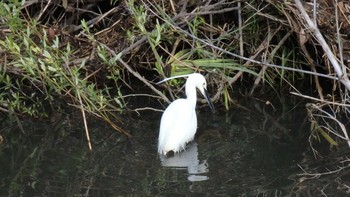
158, 99, 197, 154
158, 73, 215, 155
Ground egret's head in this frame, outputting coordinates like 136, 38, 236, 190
187, 73, 215, 113
189, 73, 207, 94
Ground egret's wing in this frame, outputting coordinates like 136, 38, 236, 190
158, 99, 197, 154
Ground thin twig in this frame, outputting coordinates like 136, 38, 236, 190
297, 160, 350, 177
134, 107, 164, 113
71, 7, 119, 34
175, 6, 239, 16
76, 84, 93, 151
65, 61, 93, 150
291, 92, 350, 107
118, 58, 171, 104
238, 2, 243, 58
36, 0, 51, 21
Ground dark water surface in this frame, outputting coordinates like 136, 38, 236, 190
1, 97, 350, 196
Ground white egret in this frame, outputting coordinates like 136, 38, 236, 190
157, 73, 215, 155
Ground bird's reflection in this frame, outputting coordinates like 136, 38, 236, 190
159, 142, 209, 182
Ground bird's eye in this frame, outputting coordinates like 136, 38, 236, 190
203, 82, 206, 86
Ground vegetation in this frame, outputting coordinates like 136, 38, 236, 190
2, 0, 350, 195
1, 0, 350, 152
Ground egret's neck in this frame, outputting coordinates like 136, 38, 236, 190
185, 82, 197, 108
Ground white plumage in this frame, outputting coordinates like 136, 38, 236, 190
158, 73, 215, 155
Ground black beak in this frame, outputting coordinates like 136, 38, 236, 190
204, 88, 215, 113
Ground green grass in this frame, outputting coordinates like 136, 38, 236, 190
0, 2, 129, 149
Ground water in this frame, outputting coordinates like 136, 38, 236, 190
1, 97, 350, 196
